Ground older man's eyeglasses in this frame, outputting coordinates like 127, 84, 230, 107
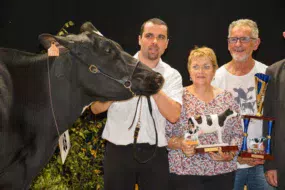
228, 37, 256, 44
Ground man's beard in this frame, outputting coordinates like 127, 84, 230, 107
147, 45, 160, 60
147, 52, 159, 60
231, 52, 250, 62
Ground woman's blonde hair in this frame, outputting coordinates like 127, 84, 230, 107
187, 46, 218, 72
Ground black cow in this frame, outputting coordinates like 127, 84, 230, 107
0, 22, 164, 189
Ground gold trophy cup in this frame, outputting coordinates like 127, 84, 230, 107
240, 73, 275, 160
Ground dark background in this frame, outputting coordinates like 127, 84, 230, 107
1, 0, 284, 86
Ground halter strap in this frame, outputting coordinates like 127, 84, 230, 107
69, 50, 139, 96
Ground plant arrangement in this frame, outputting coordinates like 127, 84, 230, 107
32, 109, 106, 190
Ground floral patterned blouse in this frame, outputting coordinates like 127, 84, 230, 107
166, 87, 243, 176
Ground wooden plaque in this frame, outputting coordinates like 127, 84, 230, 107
195, 145, 238, 153
239, 152, 274, 160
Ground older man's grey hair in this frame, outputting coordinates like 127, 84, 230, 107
228, 19, 259, 39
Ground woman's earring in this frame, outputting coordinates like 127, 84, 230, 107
189, 76, 192, 81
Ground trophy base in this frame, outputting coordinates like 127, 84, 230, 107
242, 115, 275, 121
195, 144, 238, 153
239, 152, 274, 160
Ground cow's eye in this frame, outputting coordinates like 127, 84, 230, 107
104, 47, 111, 54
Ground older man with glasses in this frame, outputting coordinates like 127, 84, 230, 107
212, 19, 275, 190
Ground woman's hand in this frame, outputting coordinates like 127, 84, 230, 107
168, 137, 197, 157
209, 148, 236, 161
181, 140, 197, 157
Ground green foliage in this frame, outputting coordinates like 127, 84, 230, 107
31, 113, 106, 190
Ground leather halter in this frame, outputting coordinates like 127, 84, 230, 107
69, 50, 139, 96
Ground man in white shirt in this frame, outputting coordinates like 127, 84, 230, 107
212, 19, 274, 190
91, 18, 183, 190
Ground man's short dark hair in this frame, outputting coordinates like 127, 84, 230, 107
140, 18, 168, 37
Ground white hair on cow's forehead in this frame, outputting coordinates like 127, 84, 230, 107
66, 34, 90, 42
93, 30, 103, 37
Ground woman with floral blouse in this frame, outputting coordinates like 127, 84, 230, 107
166, 47, 243, 190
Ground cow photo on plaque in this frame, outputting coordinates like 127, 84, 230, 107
240, 73, 275, 160
184, 108, 239, 153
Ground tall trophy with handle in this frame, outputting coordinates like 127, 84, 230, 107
240, 73, 275, 160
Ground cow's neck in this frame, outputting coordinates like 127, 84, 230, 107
49, 55, 93, 133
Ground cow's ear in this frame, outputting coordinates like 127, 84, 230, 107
38, 33, 67, 52
80, 22, 103, 36
52, 35, 76, 50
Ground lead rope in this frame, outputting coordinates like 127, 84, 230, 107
47, 57, 60, 137
128, 96, 142, 130
132, 96, 158, 164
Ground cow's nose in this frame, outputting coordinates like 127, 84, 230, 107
154, 73, 164, 87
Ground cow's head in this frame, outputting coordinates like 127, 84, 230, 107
184, 118, 200, 142
38, 22, 164, 101
188, 118, 200, 134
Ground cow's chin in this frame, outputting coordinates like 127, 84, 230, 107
93, 87, 161, 102
134, 88, 161, 97
94, 92, 134, 102
132, 73, 165, 97
133, 81, 164, 96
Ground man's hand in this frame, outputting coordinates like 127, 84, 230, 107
237, 156, 264, 166
265, 170, 278, 187
90, 101, 113, 114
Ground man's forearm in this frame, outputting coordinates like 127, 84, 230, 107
90, 101, 113, 114
153, 90, 181, 123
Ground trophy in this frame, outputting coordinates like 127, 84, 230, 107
185, 109, 239, 153
240, 73, 275, 160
